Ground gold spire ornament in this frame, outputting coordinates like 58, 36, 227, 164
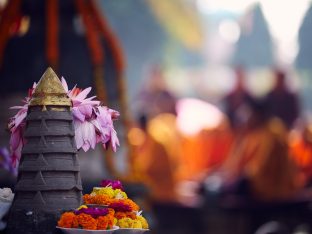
29, 67, 71, 107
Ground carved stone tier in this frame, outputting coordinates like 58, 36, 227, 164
6, 68, 82, 234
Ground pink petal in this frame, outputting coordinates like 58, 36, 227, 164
109, 109, 120, 120
72, 99, 83, 106
10, 132, 20, 150
84, 97, 100, 106
75, 87, 92, 100
85, 123, 96, 149
10, 135, 24, 168
74, 121, 84, 149
78, 105, 93, 119
68, 85, 77, 97
13, 112, 27, 131
10, 126, 24, 149
110, 129, 119, 152
11, 154, 18, 168
72, 108, 85, 122
82, 142, 90, 151
10, 106, 26, 109
61, 77, 69, 93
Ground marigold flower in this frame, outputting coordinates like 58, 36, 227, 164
114, 189, 127, 199
94, 194, 112, 205
115, 211, 136, 220
91, 187, 115, 198
58, 212, 77, 228
132, 219, 143, 229
137, 216, 149, 229
97, 216, 110, 230
83, 193, 112, 205
77, 213, 98, 230
82, 194, 93, 204
117, 217, 133, 228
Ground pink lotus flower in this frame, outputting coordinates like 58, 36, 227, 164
61, 78, 119, 152
8, 84, 36, 167
8, 78, 119, 167
0, 147, 17, 176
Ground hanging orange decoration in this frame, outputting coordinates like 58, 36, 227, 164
46, 0, 59, 70
0, 0, 22, 66
88, 0, 125, 73
74, 0, 104, 66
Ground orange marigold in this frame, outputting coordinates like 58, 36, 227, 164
115, 211, 136, 220
58, 212, 77, 228
124, 198, 140, 211
96, 208, 115, 230
83, 194, 113, 205
82, 194, 93, 204
97, 216, 113, 230
77, 213, 97, 230
94, 194, 112, 205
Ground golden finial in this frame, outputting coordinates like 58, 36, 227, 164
29, 67, 71, 107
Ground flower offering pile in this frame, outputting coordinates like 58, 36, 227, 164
82, 180, 149, 230
58, 206, 116, 230
115, 211, 148, 229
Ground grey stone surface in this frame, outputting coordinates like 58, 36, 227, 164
6, 109, 82, 234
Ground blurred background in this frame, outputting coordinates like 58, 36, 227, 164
2, 0, 312, 233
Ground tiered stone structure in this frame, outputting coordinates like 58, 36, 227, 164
7, 68, 82, 234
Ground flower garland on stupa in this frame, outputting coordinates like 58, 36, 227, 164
8, 69, 119, 167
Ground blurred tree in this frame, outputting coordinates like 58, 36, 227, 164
296, 4, 312, 69
232, 4, 273, 68
98, 0, 166, 102
100, 0, 204, 101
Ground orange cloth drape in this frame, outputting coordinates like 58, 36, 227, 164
0, 0, 22, 65
222, 119, 305, 201
46, 0, 59, 69
74, 0, 104, 66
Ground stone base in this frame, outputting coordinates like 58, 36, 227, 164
6, 208, 65, 234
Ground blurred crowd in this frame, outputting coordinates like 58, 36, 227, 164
127, 65, 312, 234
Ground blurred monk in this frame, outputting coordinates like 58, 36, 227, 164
290, 124, 312, 185
133, 113, 182, 202
220, 102, 305, 201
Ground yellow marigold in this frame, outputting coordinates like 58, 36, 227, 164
117, 217, 133, 228
132, 219, 143, 229
114, 189, 128, 199
91, 187, 115, 198
77, 213, 97, 230
137, 216, 149, 229
77, 205, 88, 210
58, 212, 77, 228
113, 218, 118, 225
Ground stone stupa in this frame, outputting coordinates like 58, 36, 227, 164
6, 67, 82, 234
